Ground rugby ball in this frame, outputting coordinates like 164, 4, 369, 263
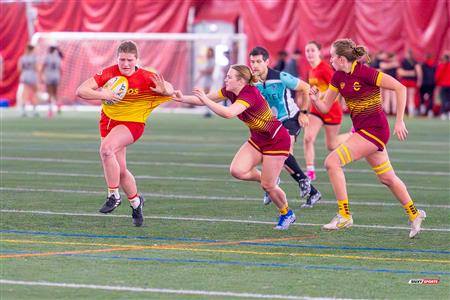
102, 76, 128, 105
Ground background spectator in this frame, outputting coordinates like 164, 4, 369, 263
419, 53, 436, 117
397, 48, 422, 117
18, 44, 39, 117
273, 50, 288, 71
435, 53, 450, 120
380, 52, 400, 115
42, 45, 63, 118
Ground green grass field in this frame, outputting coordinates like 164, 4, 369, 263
1, 110, 449, 299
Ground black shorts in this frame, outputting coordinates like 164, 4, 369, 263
282, 112, 302, 137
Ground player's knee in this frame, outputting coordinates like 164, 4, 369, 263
303, 134, 315, 145
260, 180, 276, 193
326, 140, 338, 151
99, 145, 114, 160
229, 166, 245, 180
378, 174, 397, 187
324, 154, 340, 171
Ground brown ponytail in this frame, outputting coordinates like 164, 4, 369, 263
231, 64, 259, 85
333, 39, 369, 62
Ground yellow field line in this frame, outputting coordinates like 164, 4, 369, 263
1, 238, 448, 264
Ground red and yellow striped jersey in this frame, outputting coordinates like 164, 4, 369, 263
94, 65, 172, 123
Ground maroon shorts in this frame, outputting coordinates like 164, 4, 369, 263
99, 111, 145, 142
356, 126, 390, 151
248, 125, 290, 156
310, 100, 343, 125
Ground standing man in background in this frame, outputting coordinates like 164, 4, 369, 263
249, 46, 322, 208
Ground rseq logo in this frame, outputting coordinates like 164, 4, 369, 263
408, 279, 440, 284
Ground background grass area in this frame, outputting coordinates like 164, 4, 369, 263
1, 110, 449, 299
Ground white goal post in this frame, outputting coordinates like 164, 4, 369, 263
30, 31, 247, 107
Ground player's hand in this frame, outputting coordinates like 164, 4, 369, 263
150, 73, 173, 96
173, 90, 184, 101
192, 88, 208, 103
298, 112, 309, 127
393, 120, 408, 141
309, 86, 319, 102
102, 88, 122, 105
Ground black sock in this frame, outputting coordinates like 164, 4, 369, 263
285, 154, 307, 181
285, 154, 319, 195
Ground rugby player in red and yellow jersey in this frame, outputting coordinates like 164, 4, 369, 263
76, 41, 174, 227
303, 41, 351, 182
174, 65, 296, 230
310, 39, 426, 238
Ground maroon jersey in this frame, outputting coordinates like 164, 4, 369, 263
330, 61, 386, 131
219, 85, 283, 142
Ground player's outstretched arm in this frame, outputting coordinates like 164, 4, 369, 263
192, 88, 245, 119
173, 90, 204, 105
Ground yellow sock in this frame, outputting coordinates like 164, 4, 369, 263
279, 206, 289, 215
337, 199, 351, 219
403, 200, 418, 221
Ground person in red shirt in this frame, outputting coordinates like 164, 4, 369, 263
76, 40, 174, 227
303, 41, 350, 183
310, 38, 426, 238
175, 65, 296, 230
435, 53, 450, 120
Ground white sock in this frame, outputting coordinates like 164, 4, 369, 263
307, 165, 315, 172
108, 188, 120, 199
129, 195, 140, 209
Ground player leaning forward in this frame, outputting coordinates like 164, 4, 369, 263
76, 41, 174, 227
310, 39, 425, 238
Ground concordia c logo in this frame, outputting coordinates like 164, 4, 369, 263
353, 81, 361, 91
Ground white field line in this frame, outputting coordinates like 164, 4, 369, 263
2, 145, 450, 165
1, 170, 449, 192
3, 132, 450, 147
0, 279, 343, 300
2, 156, 449, 177
1, 209, 449, 232
1, 186, 449, 208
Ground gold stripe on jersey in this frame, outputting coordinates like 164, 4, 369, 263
236, 99, 250, 108
217, 89, 227, 99
360, 129, 386, 149
350, 61, 357, 74
375, 72, 383, 86
245, 108, 273, 131
372, 160, 392, 175
346, 91, 382, 114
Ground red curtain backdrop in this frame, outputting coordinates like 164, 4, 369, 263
0, 3, 29, 103
1, 0, 449, 105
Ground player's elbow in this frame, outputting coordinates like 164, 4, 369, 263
75, 86, 84, 98
222, 111, 235, 119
